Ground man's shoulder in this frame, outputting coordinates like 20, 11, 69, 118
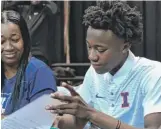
134, 57, 161, 74
134, 58, 161, 87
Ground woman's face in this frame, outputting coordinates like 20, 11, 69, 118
1, 23, 24, 66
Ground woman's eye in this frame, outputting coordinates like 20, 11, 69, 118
88, 46, 91, 49
11, 38, 19, 43
86, 44, 91, 50
1, 40, 5, 44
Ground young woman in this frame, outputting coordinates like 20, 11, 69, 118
1, 10, 57, 115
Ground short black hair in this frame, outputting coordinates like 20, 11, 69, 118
83, 1, 143, 44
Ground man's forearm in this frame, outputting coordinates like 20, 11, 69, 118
88, 109, 160, 129
58, 114, 87, 129
1, 114, 6, 120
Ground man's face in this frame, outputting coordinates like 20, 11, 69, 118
86, 26, 128, 74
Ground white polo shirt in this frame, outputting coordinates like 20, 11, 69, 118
77, 50, 161, 128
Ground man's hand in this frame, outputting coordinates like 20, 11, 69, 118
51, 115, 62, 128
46, 82, 92, 120
46, 82, 91, 129
1, 114, 5, 120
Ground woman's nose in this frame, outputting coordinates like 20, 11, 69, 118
4, 41, 14, 51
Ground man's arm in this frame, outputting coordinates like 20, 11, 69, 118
1, 115, 6, 120
53, 110, 161, 129
49, 83, 161, 129
144, 113, 161, 129
87, 109, 161, 129
56, 114, 87, 129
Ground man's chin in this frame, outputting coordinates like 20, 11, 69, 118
94, 68, 107, 74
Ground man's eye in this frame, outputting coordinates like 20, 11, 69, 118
97, 49, 106, 53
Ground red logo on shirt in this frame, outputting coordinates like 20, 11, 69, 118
121, 92, 129, 108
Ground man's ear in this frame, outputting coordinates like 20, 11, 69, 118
122, 43, 131, 54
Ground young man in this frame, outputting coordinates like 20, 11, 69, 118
46, 1, 161, 129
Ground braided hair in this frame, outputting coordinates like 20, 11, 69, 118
83, 1, 143, 44
1, 10, 30, 111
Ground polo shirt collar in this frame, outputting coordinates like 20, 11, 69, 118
111, 50, 138, 86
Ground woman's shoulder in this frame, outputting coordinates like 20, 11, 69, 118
25, 57, 52, 77
28, 57, 47, 67
27, 57, 48, 69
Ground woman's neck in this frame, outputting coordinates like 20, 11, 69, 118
4, 64, 18, 79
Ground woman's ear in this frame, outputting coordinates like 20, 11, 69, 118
122, 43, 131, 54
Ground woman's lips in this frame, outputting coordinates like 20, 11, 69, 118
4, 53, 16, 58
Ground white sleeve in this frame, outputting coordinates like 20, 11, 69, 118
77, 66, 94, 107
142, 71, 161, 117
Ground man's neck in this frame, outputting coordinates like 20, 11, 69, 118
110, 52, 129, 76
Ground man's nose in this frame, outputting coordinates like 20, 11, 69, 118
88, 49, 98, 62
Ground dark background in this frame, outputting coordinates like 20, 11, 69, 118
51, 1, 161, 77
53, 1, 161, 64
2, 1, 160, 78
